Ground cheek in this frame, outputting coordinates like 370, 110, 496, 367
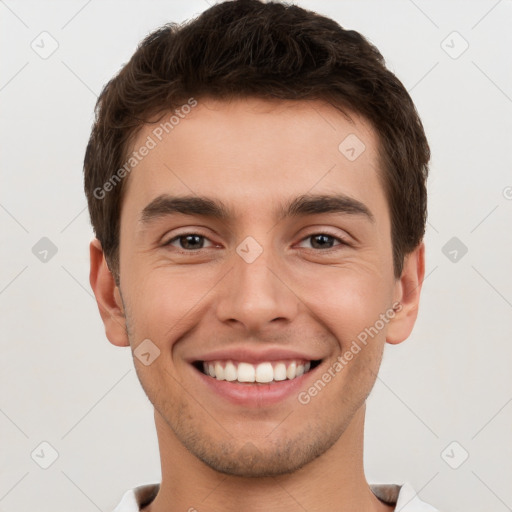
124, 267, 215, 344
296, 266, 393, 346
306, 271, 391, 405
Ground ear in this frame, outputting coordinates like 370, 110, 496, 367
89, 238, 129, 347
386, 242, 425, 345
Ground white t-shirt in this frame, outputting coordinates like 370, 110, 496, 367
112, 482, 440, 511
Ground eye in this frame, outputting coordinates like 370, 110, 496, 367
162, 232, 348, 252
163, 233, 216, 251
297, 233, 348, 250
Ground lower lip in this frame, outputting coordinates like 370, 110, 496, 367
192, 363, 322, 407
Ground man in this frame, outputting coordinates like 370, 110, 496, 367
84, 0, 438, 510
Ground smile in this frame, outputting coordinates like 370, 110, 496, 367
194, 359, 322, 384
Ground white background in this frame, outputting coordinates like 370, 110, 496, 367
1, 1, 511, 511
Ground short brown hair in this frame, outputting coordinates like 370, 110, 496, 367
84, 0, 430, 282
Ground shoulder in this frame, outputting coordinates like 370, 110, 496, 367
112, 483, 160, 512
370, 482, 441, 511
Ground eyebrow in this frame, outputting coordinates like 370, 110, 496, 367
139, 193, 374, 225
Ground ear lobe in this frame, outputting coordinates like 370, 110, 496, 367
89, 238, 129, 347
386, 243, 425, 345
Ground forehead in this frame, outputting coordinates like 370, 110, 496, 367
121, 97, 387, 223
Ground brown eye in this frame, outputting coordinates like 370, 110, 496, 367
164, 233, 214, 250
298, 233, 347, 250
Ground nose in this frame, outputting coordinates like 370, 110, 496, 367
215, 240, 299, 334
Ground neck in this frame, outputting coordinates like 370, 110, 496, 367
143, 404, 393, 512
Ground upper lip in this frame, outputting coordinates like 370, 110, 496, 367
188, 347, 323, 365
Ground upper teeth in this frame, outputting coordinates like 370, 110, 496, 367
202, 360, 312, 383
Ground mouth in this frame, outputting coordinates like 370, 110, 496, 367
192, 358, 323, 384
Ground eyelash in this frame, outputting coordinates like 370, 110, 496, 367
162, 232, 350, 252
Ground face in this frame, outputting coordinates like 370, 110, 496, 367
91, 97, 423, 478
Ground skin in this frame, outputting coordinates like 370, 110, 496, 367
90, 97, 425, 512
